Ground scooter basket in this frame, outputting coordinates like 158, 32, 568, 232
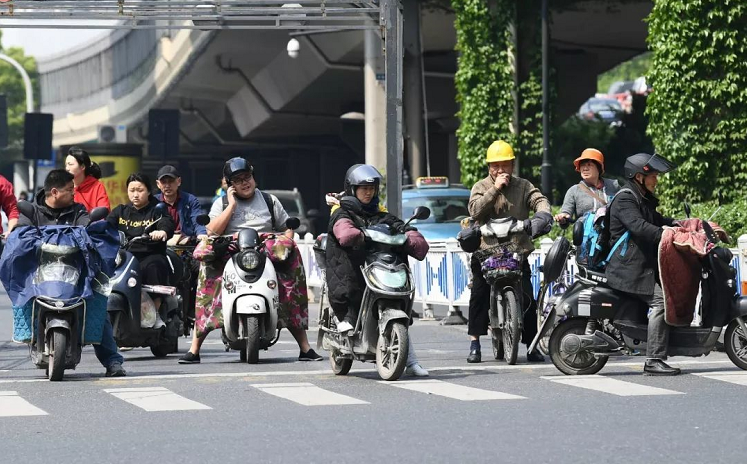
475, 244, 524, 285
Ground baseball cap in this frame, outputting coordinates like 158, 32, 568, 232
157, 165, 180, 180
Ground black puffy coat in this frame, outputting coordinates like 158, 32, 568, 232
605, 183, 675, 296
325, 206, 408, 313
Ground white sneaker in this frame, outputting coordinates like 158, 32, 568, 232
405, 364, 429, 377
336, 321, 354, 334
153, 315, 166, 330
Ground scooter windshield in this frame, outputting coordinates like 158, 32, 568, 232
33, 244, 81, 285
364, 228, 407, 246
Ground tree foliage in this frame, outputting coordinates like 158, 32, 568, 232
451, 0, 515, 188
0, 30, 40, 153
646, 0, 747, 210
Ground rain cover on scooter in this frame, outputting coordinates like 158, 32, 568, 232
0, 222, 119, 308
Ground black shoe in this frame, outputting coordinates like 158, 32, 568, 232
526, 350, 545, 363
643, 359, 681, 376
467, 349, 481, 363
299, 349, 323, 361
105, 362, 126, 377
178, 352, 201, 364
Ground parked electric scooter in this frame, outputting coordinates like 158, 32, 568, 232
195, 215, 302, 364
534, 219, 747, 375
13, 202, 110, 380
316, 202, 430, 381
108, 212, 182, 358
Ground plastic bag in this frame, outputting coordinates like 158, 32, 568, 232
140, 291, 157, 328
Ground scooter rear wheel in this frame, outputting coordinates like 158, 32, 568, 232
549, 318, 608, 375
48, 329, 68, 382
724, 320, 747, 370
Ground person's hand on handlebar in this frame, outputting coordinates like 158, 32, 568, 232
554, 212, 571, 224
149, 230, 168, 241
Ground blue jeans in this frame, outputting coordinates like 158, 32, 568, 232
93, 318, 123, 368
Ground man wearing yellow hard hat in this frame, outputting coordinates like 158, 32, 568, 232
465, 140, 553, 364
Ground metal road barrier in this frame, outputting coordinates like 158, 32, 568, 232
296, 234, 745, 320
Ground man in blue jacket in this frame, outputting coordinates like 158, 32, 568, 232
155, 165, 208, 240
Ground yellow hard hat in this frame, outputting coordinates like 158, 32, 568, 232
486, 140, 515, 163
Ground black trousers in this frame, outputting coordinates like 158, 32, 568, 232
467, 255, 538, 344
133, 252, 171, 288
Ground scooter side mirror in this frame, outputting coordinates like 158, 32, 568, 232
154, 202, 169, 215
286, 217, 301, 231
412, 206, 431, 221
17, 200, 36, 225
684, 201, 691, 219
89, 206, 109, 222
118, 231, 127, 246
196, 214, 211, 226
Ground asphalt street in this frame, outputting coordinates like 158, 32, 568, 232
1, 290, 746, 464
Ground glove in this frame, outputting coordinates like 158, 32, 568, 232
528, 211, 554, 239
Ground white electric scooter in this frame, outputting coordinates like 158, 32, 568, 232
197, 215, 300, 363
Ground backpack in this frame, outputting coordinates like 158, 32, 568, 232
574, 188, 634, 271
222, 191, 277, 231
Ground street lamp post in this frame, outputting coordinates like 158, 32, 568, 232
0, 52, 35, 196
541, 0, 552, 202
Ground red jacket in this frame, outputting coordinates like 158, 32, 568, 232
0, 175, 19, 235
74, 175, 110, 212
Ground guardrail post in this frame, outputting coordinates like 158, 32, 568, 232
441, 239, 468, 325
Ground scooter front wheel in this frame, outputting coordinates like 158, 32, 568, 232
243, 316, 260, 364
376, 322, 409, 381
48, 328, 69, 382
549, 318, 608, 375
330, 350, 353, 375
724, 319, 747, 370
501, 288, 521, 365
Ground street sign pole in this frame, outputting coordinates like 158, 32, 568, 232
384, 0, 404, 219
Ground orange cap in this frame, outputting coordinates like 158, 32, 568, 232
574, 148, 605, 174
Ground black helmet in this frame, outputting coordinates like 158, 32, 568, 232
624, 153, 676, 179
343, 164, 383, 196
223, 157, 253, 183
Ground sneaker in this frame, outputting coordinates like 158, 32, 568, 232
178, 352, 201, 364
105, 362, 126, 377
405, 364, 429, 377
299, 349, 323, 361
153, 315, 166, 330
526, 350, 545, 363
336, 321, 354, 334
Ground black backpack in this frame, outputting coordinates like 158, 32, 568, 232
222, 191, 277, 231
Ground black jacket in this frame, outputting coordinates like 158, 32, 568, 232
325, 206, 408, 312
17, 191, 90, 227
605, 183, 675, 296
107, 197, 175, 255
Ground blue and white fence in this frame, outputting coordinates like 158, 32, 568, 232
297, 235, 745, 314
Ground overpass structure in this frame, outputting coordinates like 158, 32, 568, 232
13, 0, 652, 223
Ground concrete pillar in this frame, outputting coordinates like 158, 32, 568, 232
364, 29, 387, 171
403, 0, 425, 180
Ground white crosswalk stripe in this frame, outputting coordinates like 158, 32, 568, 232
0, 391, 48, 417
693, 371, 747, 386
541, 375, 685, 396
104, 387, 212, 412
383, 379, 525, 401
251, 382, 369, 406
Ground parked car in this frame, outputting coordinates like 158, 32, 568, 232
263, 188, 319, 236
402, 177, 470, 241
578, 97, 624, 126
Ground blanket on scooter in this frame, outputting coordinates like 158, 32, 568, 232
0, 222, 119, 308
658, 219, 728, 326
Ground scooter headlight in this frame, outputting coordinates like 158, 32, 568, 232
238, 250, 261, 272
